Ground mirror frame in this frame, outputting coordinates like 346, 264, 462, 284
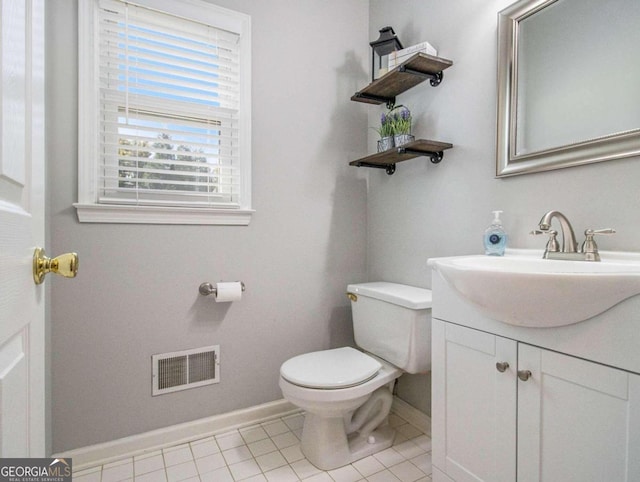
496, 0, 640, 177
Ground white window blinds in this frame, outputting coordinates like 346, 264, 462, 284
97, 0, 241, 208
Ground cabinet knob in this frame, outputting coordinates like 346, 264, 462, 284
495, 362, 509, 373
517, 370, 532, 381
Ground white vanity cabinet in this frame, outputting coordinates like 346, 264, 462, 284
432, 319, 640, 482
432, 320, 516, 482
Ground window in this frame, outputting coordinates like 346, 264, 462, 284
77, 0, 252, 224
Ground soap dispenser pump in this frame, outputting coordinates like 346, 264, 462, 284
484, 210, 507, 256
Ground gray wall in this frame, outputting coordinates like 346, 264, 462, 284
47, 0, 370, 452
369, 0, 640, 414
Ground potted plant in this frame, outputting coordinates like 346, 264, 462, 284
375, 111, 395, 152
391, 106, 414, 147
373, 105, 415, 152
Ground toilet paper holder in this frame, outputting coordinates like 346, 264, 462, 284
199, 281, 246, 296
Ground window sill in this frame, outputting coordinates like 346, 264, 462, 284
73, 203, 254, 225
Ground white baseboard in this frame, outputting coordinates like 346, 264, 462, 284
55, 399, 299, 471
391, 396, 432, 437
57, 395, 430, 471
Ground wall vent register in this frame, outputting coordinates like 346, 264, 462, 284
152, 345, 220, 396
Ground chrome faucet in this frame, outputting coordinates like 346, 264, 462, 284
537, 210, 578, 253
531, 210, 615, 261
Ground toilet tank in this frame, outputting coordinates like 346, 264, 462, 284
347, 282, 432, 373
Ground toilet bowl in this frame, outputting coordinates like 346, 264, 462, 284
279, 282, 432, 470
279, 347, 401, 470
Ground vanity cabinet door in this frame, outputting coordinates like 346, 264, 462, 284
517, 343, 640, 482
433, 320, 517, 482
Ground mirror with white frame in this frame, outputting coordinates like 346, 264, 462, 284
496, 0, 640, 177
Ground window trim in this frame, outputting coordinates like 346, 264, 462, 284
76, 0, 252, 225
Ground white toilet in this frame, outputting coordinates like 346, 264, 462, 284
279, 282, 432, 470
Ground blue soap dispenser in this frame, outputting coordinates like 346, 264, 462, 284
484, 210, 507, 256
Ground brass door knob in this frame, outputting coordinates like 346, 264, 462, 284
33, 247, 79, 285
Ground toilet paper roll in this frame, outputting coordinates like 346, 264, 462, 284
214, 281, 243, 302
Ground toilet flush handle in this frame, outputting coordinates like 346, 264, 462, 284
346, 292, 358, 302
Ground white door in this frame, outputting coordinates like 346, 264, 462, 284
432, 320, 517, 482
0, 0, 45, 456
518, 343, 640, 482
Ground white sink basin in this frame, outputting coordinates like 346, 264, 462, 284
428, 251, 640, 327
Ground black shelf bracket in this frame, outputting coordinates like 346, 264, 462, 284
398, 66, 444, 87
429, 150, 444, 163
397, 148, 445, 164
352, 92, 396, 109
430, 71, 444, 87
353, 161, 396, 175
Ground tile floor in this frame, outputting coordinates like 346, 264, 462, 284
73, 411, 432, 482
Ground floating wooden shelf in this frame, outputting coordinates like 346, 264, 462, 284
349, 139, 453, 175
351, 52, 454, 107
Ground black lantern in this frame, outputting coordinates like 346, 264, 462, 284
370, 26, 403, 82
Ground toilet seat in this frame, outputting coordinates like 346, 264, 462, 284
280, 347, 381, 389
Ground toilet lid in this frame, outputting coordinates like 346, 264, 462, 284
280, 347, 381, 389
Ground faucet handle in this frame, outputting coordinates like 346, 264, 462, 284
530, 229, 559, 253
582, 228, 616, 261
585, 228, 616, 236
